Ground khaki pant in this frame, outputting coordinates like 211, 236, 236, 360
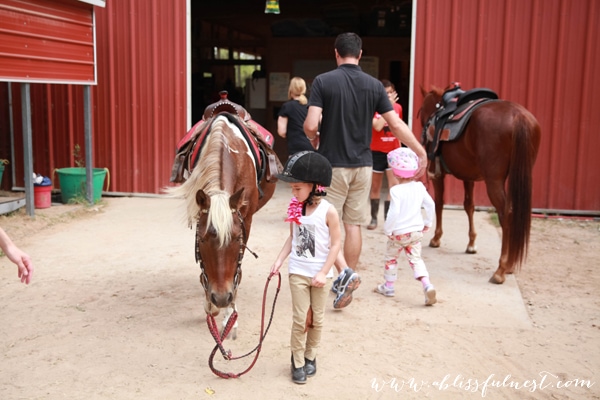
289, 274, 332, 368
327, 166, 372, 225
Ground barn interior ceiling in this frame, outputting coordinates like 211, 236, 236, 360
196, 0, 412, 39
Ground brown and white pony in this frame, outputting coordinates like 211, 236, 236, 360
167, 111, 278, 337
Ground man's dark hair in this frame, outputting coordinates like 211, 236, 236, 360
334, 32, 362, 58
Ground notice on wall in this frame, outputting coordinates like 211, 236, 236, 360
269, 72, 290, 102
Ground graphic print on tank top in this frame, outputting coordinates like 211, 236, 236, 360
295, 224, 315, 258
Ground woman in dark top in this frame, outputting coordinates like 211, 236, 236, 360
277, 77, 316, 157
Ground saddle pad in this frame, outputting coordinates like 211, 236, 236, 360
424, 98, 499, 161
170, 112, 281, 184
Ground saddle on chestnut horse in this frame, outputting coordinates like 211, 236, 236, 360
170, 91, 282, 195
423, 83, 499, 161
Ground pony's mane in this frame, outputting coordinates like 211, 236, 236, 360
430, 85, 444, 97
165, 118, 236, 246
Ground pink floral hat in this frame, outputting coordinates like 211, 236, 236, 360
387, 147, 419, 178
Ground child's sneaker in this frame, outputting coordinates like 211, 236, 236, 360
373, 283, 395, 297
333, 268, 361, 309
424, 284, 437, 306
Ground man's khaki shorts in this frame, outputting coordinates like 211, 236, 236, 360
327, 166, 372, 226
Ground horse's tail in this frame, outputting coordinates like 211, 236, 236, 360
507, 111, 540, 271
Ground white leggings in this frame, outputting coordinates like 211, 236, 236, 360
383, 231, 429, 282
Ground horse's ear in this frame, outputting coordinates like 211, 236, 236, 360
196, 189, 210, 209
229, 188, 245, 211
420, 85, 427, 97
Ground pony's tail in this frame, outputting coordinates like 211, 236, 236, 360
507, 112, 539, 271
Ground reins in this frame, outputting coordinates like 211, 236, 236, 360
195, 206, 281, 378
206, 271, 281, 379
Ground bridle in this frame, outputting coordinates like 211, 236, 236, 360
195, 208, 258, 295
195, 206, 280, 379
419, 93, 442, 145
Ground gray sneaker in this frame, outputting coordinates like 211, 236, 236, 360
333, 268, 361, 309
374, 283, 395, 297
331, 270, 346, 295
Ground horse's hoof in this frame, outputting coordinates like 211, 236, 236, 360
429, 239, 440, 248
465, 246, 477, 254
488, 274, 505, 284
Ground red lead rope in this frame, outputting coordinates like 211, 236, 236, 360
207, 271, 281, 378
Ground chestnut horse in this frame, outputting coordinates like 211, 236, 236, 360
419, 85, 541, 283
167, 110, 278, 335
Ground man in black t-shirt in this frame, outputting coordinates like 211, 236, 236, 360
304, 32, 427, 279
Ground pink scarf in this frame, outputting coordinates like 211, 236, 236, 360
285, 197, 303, 225
284, 187, 325, 225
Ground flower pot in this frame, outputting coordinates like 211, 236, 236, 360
55, 167, 109, 204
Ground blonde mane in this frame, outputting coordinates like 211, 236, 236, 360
165, 118, 236, 246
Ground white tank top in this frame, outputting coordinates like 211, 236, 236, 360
288, 199, 334, 278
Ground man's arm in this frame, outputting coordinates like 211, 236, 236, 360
381, 110, 427, 177
303, 106, 322, 140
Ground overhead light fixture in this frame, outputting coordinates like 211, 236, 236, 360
265, 0, 280, 14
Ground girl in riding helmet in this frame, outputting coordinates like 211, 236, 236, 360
270, 150, 354, 384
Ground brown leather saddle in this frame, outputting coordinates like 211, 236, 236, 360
170, 91, 282, 196
422, 83, 499, 162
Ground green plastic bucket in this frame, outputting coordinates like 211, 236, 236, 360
55, 167, 109, 204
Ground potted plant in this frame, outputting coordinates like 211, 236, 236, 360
55, 144, 109, 204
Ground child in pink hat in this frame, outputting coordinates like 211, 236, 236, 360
374, 148, 437, 305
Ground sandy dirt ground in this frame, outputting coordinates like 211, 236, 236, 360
0, 183, 598, 400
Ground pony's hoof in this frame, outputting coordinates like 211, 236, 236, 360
465, 246, 477, 254
488, 274, 505, 284
429, 239, 440, 248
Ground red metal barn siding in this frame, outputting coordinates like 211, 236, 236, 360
94, 0, 187, 193
43, 85, 88, 169
0, 0, 96, 84
414, 0, 600, 212
7, 83, 88, 183
3, 0, 187, 194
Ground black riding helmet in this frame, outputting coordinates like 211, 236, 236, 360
277, 151, 332, 187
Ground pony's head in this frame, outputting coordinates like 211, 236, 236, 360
195, 187, 248, 316
418, 85, 443, 128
